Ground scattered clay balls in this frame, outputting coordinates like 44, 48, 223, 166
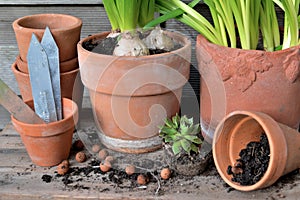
75, 151, 86, 163
160, 168, 171, 180
57, 160, 69, 175
137, 174, 148, 185
125, 165, 136, 175
98, 149, 109, 160
61, 159, 70, 166
100, 160, 112, 172
92, 144, 101, 153
73, 140, 84, 150
105, 156, 114, 163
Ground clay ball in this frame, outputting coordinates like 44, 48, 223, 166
100, 160, 112, 173
125, 165, 136, 175
98, 149, 109, 160
92, 144, 101, 153
75, 151, 86, 163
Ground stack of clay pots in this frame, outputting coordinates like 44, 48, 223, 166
10, 14, 83, 167
11, 13, 83, 114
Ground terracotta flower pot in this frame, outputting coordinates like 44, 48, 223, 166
16, 55, 79, 74
11, 98, 78, 167
213, 110, 300, 191
11, 62, 84, 116
78, 31, 191, 153
12, 13, 82, 62
196, 34, 300, 142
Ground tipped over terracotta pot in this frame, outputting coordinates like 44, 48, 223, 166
213, 110, 300, 191
11, 98, 78, 167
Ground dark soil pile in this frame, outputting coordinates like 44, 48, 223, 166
82, 30, 182, 56
227, 133, 270, 186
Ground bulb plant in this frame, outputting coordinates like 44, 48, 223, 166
146, 0, 299, 51
102, 0, 174, 56
159, 113, 202, 156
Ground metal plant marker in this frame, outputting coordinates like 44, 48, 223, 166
0, 79, 44, 124
27, 27, 62, 123
41, 27, 62, 121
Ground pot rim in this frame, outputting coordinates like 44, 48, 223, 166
11, 61, 79, 76
77, 30, 191, 59
12, 13, 82, 33
196, 34, 300, 55
11, 98, 78, 137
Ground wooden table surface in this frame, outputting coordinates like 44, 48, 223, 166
1, 108, 300, 200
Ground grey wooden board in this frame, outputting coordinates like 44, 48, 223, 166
0, 105, 10, 130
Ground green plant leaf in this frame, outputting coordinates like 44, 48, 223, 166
165, 118, 175, 128
189, 123, 200, 135
159, 126, 177, 135
181, 139, 191, 154
139, 0, 155, 27
184, 135, 202, 144
102, 0, 121, 31
172, 113, 180, 128
172, 141, 182, 155
190, 143, 199, 153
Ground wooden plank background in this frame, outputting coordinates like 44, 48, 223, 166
0, 2, 202, 98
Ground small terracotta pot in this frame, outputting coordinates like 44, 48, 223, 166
78, 31, 191, 153
16, 55, 79, 74
196, 34, 300, 143
11, 62, 84, 116
11, 98, 78, 167
213, 110, 300, 191
12, 13, 82, 62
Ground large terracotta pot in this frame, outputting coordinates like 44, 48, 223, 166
213, 110, 300, 191
196, 34, 300, 142
11, 98, 78, 167
12, 13, 82, 62
78, 31, 191, 153
11, 62, 84, 116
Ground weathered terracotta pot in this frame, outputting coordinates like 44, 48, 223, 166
16, 55, 79, 74
213, 110, 300, 191
11, 98, 78, 167
196, 34, 300, 142
12, 13, 82, 62
78, 31, 191, 153
11, 62, 84, 116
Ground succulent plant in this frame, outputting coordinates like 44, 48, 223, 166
159, 113, 202, 155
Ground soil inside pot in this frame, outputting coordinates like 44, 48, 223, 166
164, 140, 212, 176
227, 133, 270, 186
82, 30, 182, 55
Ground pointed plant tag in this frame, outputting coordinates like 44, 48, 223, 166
27, 33, 58, 123
41, 27, 62, 121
